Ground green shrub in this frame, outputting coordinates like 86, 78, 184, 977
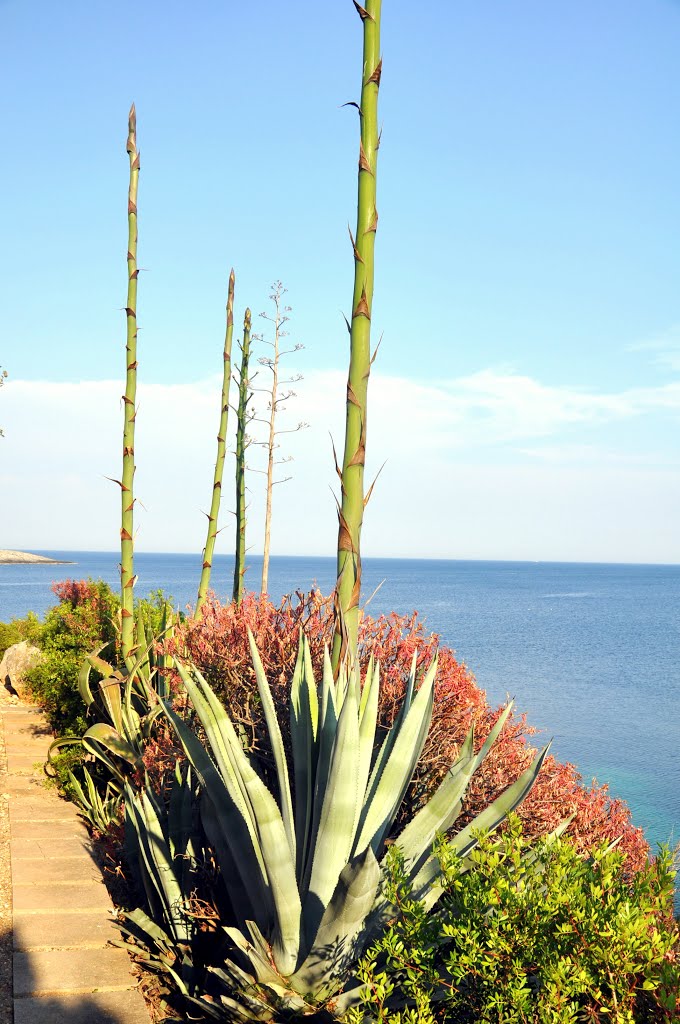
0, 611, 43, 660
24, 579, 119, 734
351, 816, 679, 1024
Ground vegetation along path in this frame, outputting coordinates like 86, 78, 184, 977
0, 699, 149, 1024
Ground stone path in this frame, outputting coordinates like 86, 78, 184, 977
1, 703, 150, 1024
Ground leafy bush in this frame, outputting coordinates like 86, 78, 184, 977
24, 579, 119, 734
172, 593, 649, 870
0, 611, 43, 660
350, 817, 679, 1024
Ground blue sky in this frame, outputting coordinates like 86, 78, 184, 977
2, 0, 679, 562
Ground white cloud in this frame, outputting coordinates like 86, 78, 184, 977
626, 325, 680, 372
1, 369, 679, 563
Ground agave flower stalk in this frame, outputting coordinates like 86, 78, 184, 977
232, 307, 252, 605
333, 0, 382, 671
120, 104, 140, 663
196, 269, 236, 618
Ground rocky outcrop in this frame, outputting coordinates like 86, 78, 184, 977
0, 641, 43, 698
0, 550, 72, 564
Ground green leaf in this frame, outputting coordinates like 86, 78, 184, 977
290, 633, 317, 878
82, 722, 140, 767
160, 694, 270, 927
169, 663, 303, 976
248, 629, 295, 863
394, 703, 515, 871
354, 657, 437, 857
412, 743, 551, 909
292, 846, 380, 997
303, 673, 362, 945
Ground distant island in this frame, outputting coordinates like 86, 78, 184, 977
0, 549, 74, 565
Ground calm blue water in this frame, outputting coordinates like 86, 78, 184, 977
1, 552, 678, 861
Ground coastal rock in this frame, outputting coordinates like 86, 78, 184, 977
0, 641, 43, 698
0, 549, 72, 564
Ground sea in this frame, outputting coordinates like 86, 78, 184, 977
1, 552, 678, 867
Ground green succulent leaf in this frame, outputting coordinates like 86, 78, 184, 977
82, 722, 140, 767
247, 628, 295, 862
354, 656, 437, 856
292, 845, 380, 997
303, 672, 361, 943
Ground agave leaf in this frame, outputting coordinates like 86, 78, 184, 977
394, 703, 515, 870
321, 645, 336, 711
354, 657, 437, 856
168, 764, 193, 864
248, 629, 295, 862
225, 926, 286, 988
66, 768, 89, 818
208, 965, 275, 1019
119, 905, 174, 949
360, 650, 419, 824
358, 654, 374, 721
303, 636, 319, 739
168, 665, 303, 976
125, 783, 168, 926
120, 701, 142, 750
80, 740, 128, 787
160, 695, 270, 924
87, 653, 119, 680
82, 722, 140, 767
291, 846, 379, 996
412, 743, 551, 910
449, 742, 551, 860
357, 659, 380, 811
301, 647, 341, 891
290, 633, 316, 877
303, 676, 361, 945
97, 676, 124, 734
77, 651, 99, 707
176, 662, 259, 844
141, 787, 190, 942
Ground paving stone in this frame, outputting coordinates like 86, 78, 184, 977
12, 834, 92, 858
13, 880, 111, 913
14, 909, 120, 950
5, 749, 45, 763
14, 945, 139, 995
9, 797, 79, 820
13, 855, 100, 885
3, 703, 150, 1020
5, 757, 47, 774
14, 988, 149, 1024
5, 729, 52, 744
10, 817, 88, 840
4, 775, 51, 794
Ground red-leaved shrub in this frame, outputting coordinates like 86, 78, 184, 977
167, 591, 649, 872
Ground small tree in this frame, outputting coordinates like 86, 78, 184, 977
251, 282, 308, 595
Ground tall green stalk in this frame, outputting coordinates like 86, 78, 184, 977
195, 268, 236, 618
121, 104, 140, 662
332, 0, 382, 670
232, 308, 251, 605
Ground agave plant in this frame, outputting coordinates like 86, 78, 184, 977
134, 631, 548, 1018
114, 766, 219, 1016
